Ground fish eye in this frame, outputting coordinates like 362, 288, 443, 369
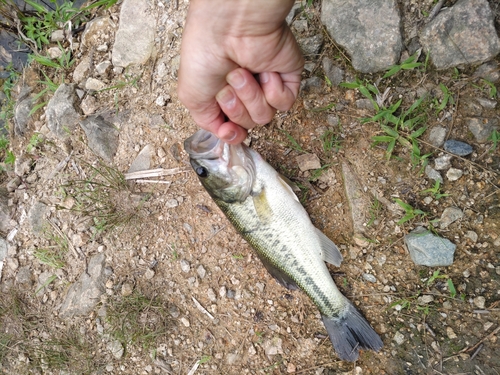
195, 166, 209, 178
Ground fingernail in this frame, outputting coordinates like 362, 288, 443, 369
227, 71, 245, 89
222, 131, 237, 142
216, 88, 235, 106
260, 72, 270, 84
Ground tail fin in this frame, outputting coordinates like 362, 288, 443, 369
321, 303, 383, 362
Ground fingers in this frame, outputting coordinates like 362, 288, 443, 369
217, 68, 276, 129
260, 70, 302, 112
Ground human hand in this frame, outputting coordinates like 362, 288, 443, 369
178, 0, 304, 144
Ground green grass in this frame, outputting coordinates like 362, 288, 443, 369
382, 51, 422, 79
488, 129, 499, 153
420, 180, 449, 200
280, 129, 305, 153
393, 198, 427, 225
320, 128, 342, 154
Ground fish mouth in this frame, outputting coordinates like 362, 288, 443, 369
184, 130, 224, 159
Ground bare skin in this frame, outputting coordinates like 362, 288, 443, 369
178, 0, 304, 144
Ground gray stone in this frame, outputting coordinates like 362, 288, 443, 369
16, 266, 32, 285
300, 77, 324, 93
85, 78, 106, 91
356, 98, 374, 111
342, 162, 372, 235
29, 201, 48, 235
262, 337, 283, 357
59, 253, 107, 318
13, 96, 33, 136
80, 95, 97, 115
362, 273, 377, 283
404, 227, 456, 266
419, 0, 500, 70
425, 165, 443, 184
440, 207, 464, 229
473, 296, 485, 309
296, 153, 321, 171
226, 289, 236, 299
446, 168, 463, 181
465, 230, 478, 243
50, 29, 65, 42
298, 34, 324, 56
286, 2, 303, 25
72, 56, 91, 83
95, 61, 112, 75
112, 0, 156, 67
81, 17, 112, 49
107, 340, 124, 359
0, 237, 7, 261
417, 295, 434, 305
393, 331, 406, 345
434, 154, 452, 170
79, 115, 119, 162
0, 188, 10, 233
197, 265, 206, 279
476, 98, 497, 109
128, 144, 152, 173
428, 126, 447, 147
180, 259, 190, 273
327, 114, 339, 126
45, 84, 80, 139
35, 271, 54, 296
47, 46, 63, 59
322, 57, 345, 86
473, 61, 500, 83
467, 117, 498, 143
321, 0, 402, 73
443, 140, 473, 156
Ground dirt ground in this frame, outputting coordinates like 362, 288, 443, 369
1, 1, 499, 374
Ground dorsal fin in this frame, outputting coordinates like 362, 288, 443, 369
277, 174, 300, 202
315, 228, 343, 267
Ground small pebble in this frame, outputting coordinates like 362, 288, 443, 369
418, 295, 434, 304
443, 140, 473, 156
446, 327, 457, 339
362, 273, 377, 283
144, 268, 155, 280
180, 260, 190, 273
180, 317, 190, 327
219, 286, 227, 298
207, 288, 217, 302
197, 265, 206, 279
465, 231, 478, 243
393, 331, 406, 344
473, 296, 486, 309
440, 207, 464, 229
227, 289, 236, 299
166, 199, 178, 208
425, 165, 443, 184
121, 283, 133, 297
484, 321, 494, 331
446, 168, 463, 181
287, 363, 297, 373
434, 154, 452, 170
463, 269, 471, 278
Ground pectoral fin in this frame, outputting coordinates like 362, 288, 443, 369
315, 228, 343, 267
252, 188, 273, 223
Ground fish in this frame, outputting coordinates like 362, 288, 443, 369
184, 129, 383, 361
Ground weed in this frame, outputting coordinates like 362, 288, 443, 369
26, 132, 44, 153
35, 274, 57, 295
0, 63, 19, 121
65, 161, 144, 238
434, 83, 454, 114
32, 43, 74, 71
394, 198, 427, 225
424, 270, 458, 298
487, 129, 499, 153
106, 291, 169, 351
320, 128, 341, 153
367, 198, 381, 227
281, 130, 305, 153
198, 355, 211, 364
30, 70, 59, 116
34, 248, 65, 269
481, 79, 497, 98
309, 164, 330, 182
80, 0, 118, 11
382, 51, 422, 79
420, 180, 449, 200
232, 254, 244, 260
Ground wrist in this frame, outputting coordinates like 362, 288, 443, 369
187, 0, 295, 37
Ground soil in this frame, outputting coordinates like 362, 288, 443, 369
1, 1, 499, 375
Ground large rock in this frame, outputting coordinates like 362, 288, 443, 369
112, 0, 156, 67
79, 115, 119, 162
0, 188, 11, 233
59, 253, 107, 318
404, 227, 456, 266
13, 96, 33, 136
45, 83, 81, 139
420, 0, 500, 70
321, 0, 402, 73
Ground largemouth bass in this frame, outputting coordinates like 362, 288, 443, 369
184, 129, 383, 361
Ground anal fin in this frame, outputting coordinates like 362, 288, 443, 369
315, 228, 343, 267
